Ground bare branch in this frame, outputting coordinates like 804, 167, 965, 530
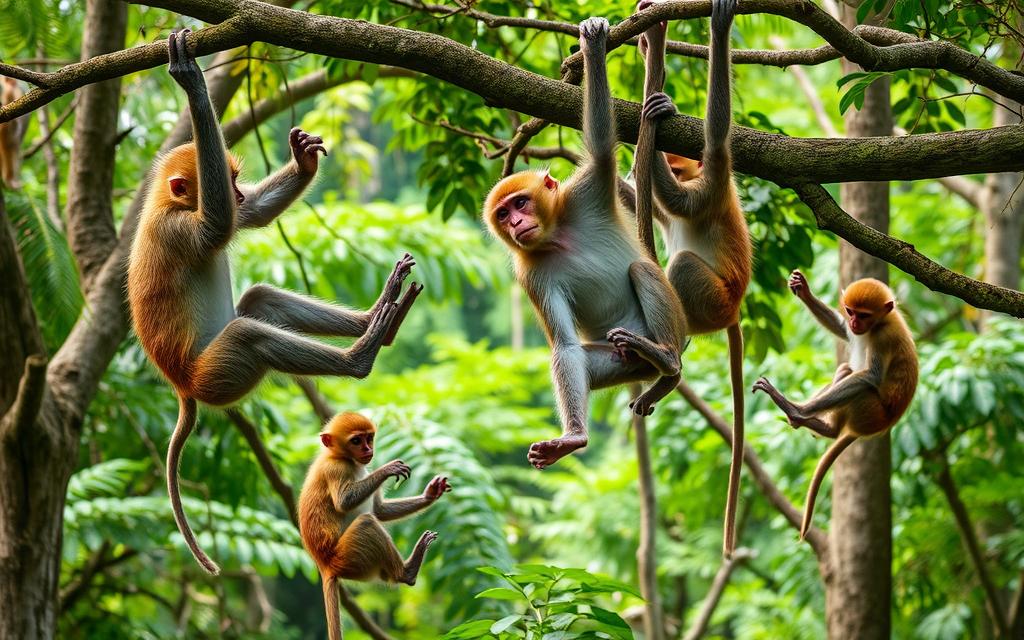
2, 355, 48, 441
675, 381, 829, 558
791, 182, 1024, 317
224, 409, 297, 521
681, 548, 756, 640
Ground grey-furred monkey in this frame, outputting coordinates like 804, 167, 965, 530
483, 18, 686, 470
126, 30, 423, 574
628, 0, 751, 557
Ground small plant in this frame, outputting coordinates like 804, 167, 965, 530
442, 564, 639, 639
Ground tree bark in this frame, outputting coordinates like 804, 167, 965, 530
64, 0, 126, 292
824, 5, 893, 639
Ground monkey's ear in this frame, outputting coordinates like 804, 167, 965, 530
320, 433, 333, 448
168, 176, 189, 197
883, 300, 895, 313
542, 171, 559, 191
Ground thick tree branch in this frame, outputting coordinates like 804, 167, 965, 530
1, 1, 1021, 184
675, 382, 829, 558
791, 182, 1024, 317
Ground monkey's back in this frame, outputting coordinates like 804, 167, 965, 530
297, 456, 349, 570
877, 312, 918, 424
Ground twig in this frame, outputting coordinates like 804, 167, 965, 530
681, 547, 756, 640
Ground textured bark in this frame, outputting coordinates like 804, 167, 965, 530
64, 0, 126, 292
824, 6, 893, 639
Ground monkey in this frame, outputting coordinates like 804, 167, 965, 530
298, 412, 449, 640
0, 77, 28, 188
630, 0, 751, 557
482, 17, 686, 470
752, 271, 918, 540
126, 30, 423, 574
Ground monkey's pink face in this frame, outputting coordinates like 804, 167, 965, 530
344, 430, 375, 464
493, 192, 545, 248
844, 306, 878, 335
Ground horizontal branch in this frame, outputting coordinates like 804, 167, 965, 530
791, 182, 1024, 317
0, 0, 1018, 184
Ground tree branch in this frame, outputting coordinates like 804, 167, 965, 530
791, 182, 1024, 317
675, 381, 829, 558
1, 1, 1020, 184
681, 547, 756, 640
224, 409, 297, 519
1, 355, 48, 441
933, 457, 1009, 637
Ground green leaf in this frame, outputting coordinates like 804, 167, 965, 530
491, 615, 524, 634
476, 587, 526, 601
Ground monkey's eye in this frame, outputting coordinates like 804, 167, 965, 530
514, 196, 528, 209
845, 307, 854, 317
350, 436, 362, 446
496, 208, 509, 221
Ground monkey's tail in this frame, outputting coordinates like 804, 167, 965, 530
322, 574, 343, 640
722, 322, 744, 558
800, 433, 858, 540
168, 395, 221, 575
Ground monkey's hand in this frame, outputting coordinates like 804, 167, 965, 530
289, 127, 328, 176
578, 17, 609, 56
636, 0, 668, 47
788, 270, 811, 300
711, 0, 739, 33
377, 253, 417, 308
167, 30, 205, 93
422, 476, 451, 502
642, 92, 677, 122
380, 459, 411, 482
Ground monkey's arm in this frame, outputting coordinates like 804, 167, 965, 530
237, 129, 326, 229
799, 293, 848, 340
700, 0, 736, 193
546, 293, 589, 437
373, 494, 432, 521
618, 177, 667, 224
571, 18, 616, 210
336, 467, 395, 512
167, 31, 234, 247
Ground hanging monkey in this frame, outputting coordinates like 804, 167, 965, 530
483, 17, 686, 470
631, 0, 751, 557
127, 30, 422, 574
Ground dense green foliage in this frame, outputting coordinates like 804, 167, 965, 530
3, 0, 1022, 638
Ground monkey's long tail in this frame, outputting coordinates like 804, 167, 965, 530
722, 322, 744, 558
800, 433, 858, 540
168, 395, 221, 575
322, 574, 343, 640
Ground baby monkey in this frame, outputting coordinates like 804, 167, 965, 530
753, 271, 918, 539
298, 413, 450, 640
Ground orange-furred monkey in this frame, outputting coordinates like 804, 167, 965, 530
0, 77, 28, 188
631, 0, 751, 557
753, 272, 918, 540
127, 31, 422, 574
298, 413, 449, 640
483, 17, 686, 471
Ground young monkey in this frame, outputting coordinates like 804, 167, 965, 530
752, 271, 918, 539
483, 17, 686, 470
298, 413, 450, 640
127, 30, 422, 574
632, 0, 751, 557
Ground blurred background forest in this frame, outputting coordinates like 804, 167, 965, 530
1, 0, 1022, 638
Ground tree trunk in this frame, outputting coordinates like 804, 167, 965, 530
823, 5, 894, 639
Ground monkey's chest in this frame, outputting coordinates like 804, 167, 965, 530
661, 218, 719, 269
562, 252, 645, 338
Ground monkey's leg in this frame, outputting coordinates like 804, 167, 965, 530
330, 514, 405, 582
666, 251, 737, 334
236, 284, 375, 337
190, 309, 396, 406
611, 261, 684, 376
807, 363, 854, 403
399, 530, 439, 586
751, 377, 839, 437
629, 372, 682, 416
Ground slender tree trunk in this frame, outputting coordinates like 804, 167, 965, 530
823, 6, 894, 639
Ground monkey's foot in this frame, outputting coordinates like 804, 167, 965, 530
400, 530, 439, 586
629, 392, 657, 417
579, 17, 609, 50
752, 377, 808, 428
381, 253, 416, 302
528, 435, 587, 469
382, 282, 424, 346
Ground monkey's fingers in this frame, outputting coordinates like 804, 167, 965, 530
167, 32, 179, 64
382, 282, 423, 346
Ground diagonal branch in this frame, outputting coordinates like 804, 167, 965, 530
681, 547, 756, 640
675, 381, 829, 558
791, 182, 1024, 317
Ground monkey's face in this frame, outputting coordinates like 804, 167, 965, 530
666, 153, 702, 183
345, 430, 375, 465
842, 278, 895, 335
484, 171, 559, 251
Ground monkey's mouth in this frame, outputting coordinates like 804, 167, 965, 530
515, 225, 539, 242
359, 454, 374, 464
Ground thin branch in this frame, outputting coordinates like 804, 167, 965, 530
681, 547, 756, 640
224, 409, 296, 520
1009, 569, 1024, 638
24, 96, 77, 160
933, 457, 1009, 637
632, 385, 665, 640
769, 36, 840, 138
791, 182, 1024, 318
675, 381, 829, 558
